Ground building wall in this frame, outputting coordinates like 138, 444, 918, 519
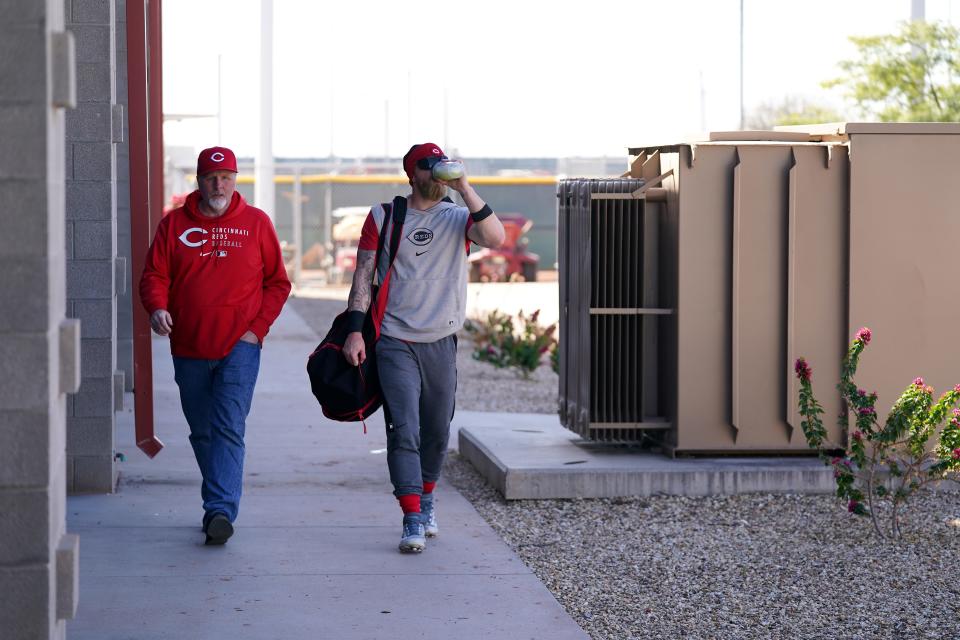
64, 0, 123, 493
0, 0, 80, 636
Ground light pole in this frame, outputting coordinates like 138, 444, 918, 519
217, 54, 222, 144
912, 0, 925, 21
255, 0, 275, 222
739, 0, 744, 129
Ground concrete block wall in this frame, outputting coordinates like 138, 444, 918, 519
0, 0, 79, 637
115, 0, 133, 393
65, 0, 120, 493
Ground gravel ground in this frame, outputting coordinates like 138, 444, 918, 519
444, 455, 960, 639
289, 296, 960, 639
288, 296, 559, 413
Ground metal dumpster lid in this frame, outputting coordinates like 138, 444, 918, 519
628, 130, 829, 154
627, 122, 960, 154
776, 121, 960, 135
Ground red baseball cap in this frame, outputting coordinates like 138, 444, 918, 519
402, 142, 445, 179
196, 146, 238, 176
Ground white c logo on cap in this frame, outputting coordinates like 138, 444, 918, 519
211, 152, 225, 162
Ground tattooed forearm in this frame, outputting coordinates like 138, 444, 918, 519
347, 249, 376, 312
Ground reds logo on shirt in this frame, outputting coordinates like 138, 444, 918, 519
407, 228, 434, 246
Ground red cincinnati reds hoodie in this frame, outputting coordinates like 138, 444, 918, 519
139, 190, 291, 359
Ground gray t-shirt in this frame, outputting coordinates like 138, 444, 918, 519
370, 199, 471, 342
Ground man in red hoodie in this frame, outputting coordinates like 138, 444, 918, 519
140, 146, 291, 545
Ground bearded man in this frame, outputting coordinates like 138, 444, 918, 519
342, 143, 504, 552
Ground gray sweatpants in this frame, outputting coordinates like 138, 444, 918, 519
375, 334, 457, 497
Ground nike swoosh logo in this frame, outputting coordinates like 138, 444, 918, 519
416, 250, 428, 256
200, 252, 212, 257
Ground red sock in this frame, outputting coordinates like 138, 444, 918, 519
397, 494, 421, 514
422, 481, 436, 495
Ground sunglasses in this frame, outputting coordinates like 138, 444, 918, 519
415, 156, 448, 170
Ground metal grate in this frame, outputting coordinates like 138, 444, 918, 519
558, 179, 673, 444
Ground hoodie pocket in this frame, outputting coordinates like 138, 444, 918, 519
171, 305, 246, 356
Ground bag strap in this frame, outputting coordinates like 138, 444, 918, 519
372, 201, 393, 286
370, 196, 407, 338
372, 196, 406, 283
386, 195, 407, 265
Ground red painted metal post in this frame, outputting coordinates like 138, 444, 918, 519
126, 0, 163, 457
148, 0, 164, 236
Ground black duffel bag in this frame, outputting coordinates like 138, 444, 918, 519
306, 196, 406, 430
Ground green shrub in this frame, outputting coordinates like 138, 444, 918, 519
464, 309, 557, 379
795, 327, 960, 539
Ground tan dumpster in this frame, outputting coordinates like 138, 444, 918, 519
559, 123, 960, 454
654, 135, 848, 453
785, 123, 960, 437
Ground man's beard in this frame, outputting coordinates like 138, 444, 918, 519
415, 179, 446, 202
206, 195, 229, 212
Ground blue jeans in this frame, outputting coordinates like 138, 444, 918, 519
173, 341, 261, 523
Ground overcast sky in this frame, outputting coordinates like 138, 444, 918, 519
162, 0, 959, 159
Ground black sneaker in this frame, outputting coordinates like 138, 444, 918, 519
204, 513, 234, 545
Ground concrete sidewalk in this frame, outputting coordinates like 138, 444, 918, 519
66, 306, 586, 639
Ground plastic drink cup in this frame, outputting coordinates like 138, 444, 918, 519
432, 160, 464, 181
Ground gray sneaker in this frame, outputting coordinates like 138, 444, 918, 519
421, 494, 438, 537
398, 513, 425, 553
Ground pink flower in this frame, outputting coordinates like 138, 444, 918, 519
848, 499, 860, 513
858, 407, 875, 417
857, 389, 867, 398
914, 377, 925, 387
925, 385, 934, 396
952, 448, 960, 460
852, 430, 863, 441
794, 358, 812, 382
955, 384, 960, 393
952, 408, 960, 418
831, 456, 841, 466
855, 327, 872, 345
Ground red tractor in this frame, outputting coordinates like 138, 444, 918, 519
468, 213, 539, 282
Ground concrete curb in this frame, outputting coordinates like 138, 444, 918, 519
459, 425, 837, 500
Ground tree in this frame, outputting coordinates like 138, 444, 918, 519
824, 20, 960, 122
744, 96, 843, 130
